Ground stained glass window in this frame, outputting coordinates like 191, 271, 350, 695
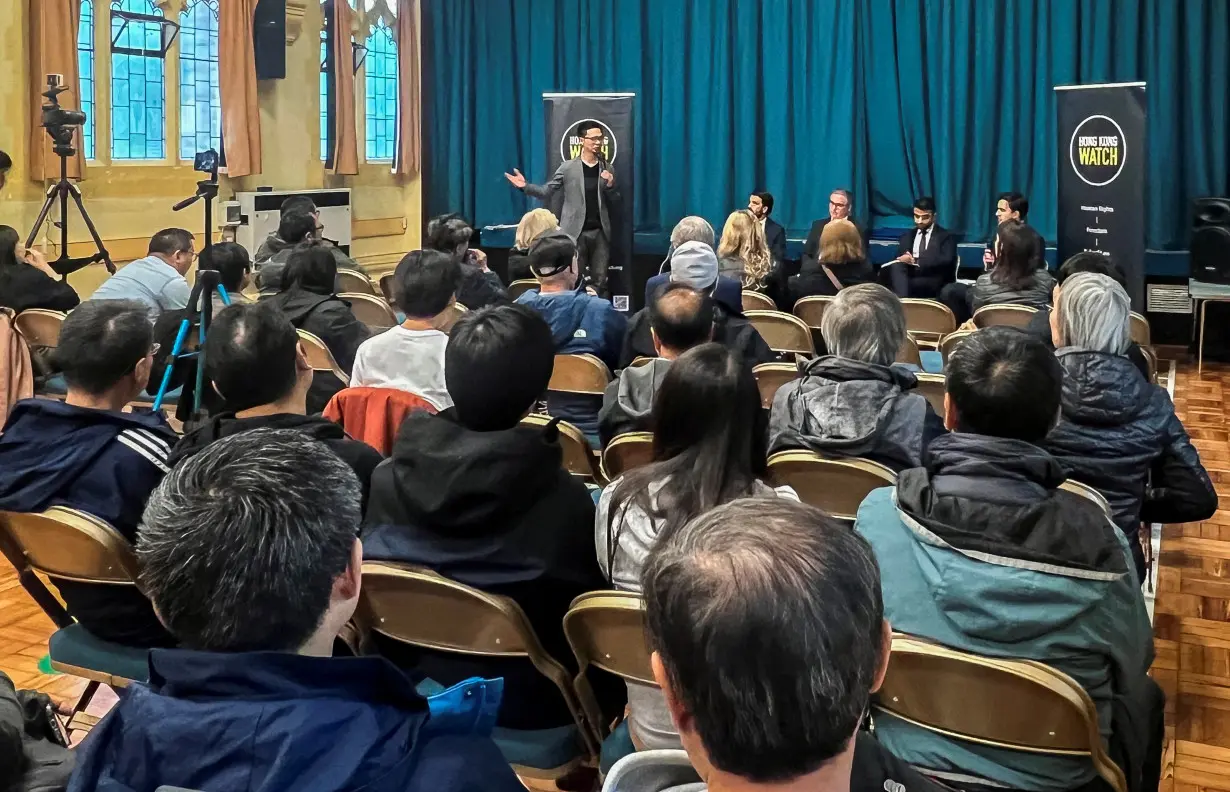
320, 25, 331, 162
110, 0, 166, 160
78, 0, 96, 159
363, 19, 397, 161
178, 0, 220, 160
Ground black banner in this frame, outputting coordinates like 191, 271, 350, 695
1055, 82, 1147, 309
543, 93, 635, 311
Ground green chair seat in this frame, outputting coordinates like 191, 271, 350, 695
48, 623, 150, 684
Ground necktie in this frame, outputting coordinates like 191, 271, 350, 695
919, 229, 928, 254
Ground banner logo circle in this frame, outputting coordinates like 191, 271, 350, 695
561, 118, 618, 166
1069, 115, 1127, 187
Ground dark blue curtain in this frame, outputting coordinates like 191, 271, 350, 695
424, 0, 1230, 249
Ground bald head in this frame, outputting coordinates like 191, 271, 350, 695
650, 284, 714, 358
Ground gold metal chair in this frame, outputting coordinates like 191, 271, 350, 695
914, 372, 947, 416
744, 310, 816, 356
549, 354, 612, 396
1058, 479, 1113, 518
741, 290, 776, 312
896, 335, 923, 367
1140, 345, 1159, 384
297, 329, 351, 385
379, 273, 396, 304
522, 413, 604, 482
14, 308, 67, 349
628, 356, 656, 368
876, 635, 1127, 792
972, 304, 1039, 329
792, 296, 834, 354
766, 451, 897, 520
901, 299, 957, 347
563, 591, 655, 740
601, 432, 655, 480
753, 362, 801, 409
340, 292, 398, 331
509, 279, 540, 300
337, 268, 377, 295
358, 563, 600, 774
1129, 312, 1151, 347
939, 329, 979, 367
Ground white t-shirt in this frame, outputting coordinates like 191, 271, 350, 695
350, 326, 452, 410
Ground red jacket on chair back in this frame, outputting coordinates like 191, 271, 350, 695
323, 387, 438, 456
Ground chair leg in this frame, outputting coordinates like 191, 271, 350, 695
70, 680, 100, 716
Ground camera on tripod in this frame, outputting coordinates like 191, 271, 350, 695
41, 75, 87, 156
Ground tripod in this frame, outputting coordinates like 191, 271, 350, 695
25, 137, 115, 277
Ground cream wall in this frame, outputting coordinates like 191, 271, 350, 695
0, 0, 420, 298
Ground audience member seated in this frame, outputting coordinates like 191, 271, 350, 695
621, 242, 774, 370
517, 229, 627, 441
769, 284, 945, 471
599, 284, 713, 447
89, 228, 194, 322
255, 195, 360, 276
171, 303, 383, 505
596, 343, 795, 751
881, 196, 958, 299
269, 243, 371, 413
1044, 273, 1215, 581
854, 327, 1157, 792
1025, 251, 1151, 381
425, 213, 507, 309
0, 225, 79, 313
602, 498, 942, 792
68, 429, 523, 792
363, 304, 612, 729
351, 249, 459, 409
939, 220, 1055, 324
716, 208, 772, 291
507, 208, 560, 281
784, 218, 874, 309
201, 241, 253, 314
643, 217, 741, 315
0, 301, 174, 647
254, 210, 317, 295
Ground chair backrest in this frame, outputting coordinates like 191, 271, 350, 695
1140, 344, 1158, 384
914, 372, 947, 416
549, 354, 612, 396
744, 310, 815, 356
1058, 479, 1113, 518
359, 562, 599, 754
766, 451, 897, 520
972, 304, 1039, 329
340, 292, 398, 331
601, 432, 655, 480
628, 356, 655, 368
337, 268, 377, 295
792, 295, 834, 329
437, 302, 467, 333
939, 328, 979, 366
508, 279, 540, 300
876, 634, 1127, 792
14, 309, 67, 349
0, 508, 139, 586
896, 334, 922, 367
379, 273, 396, 304
1129, 312, 1150, 346
296, 329, 351, 385
564, 591, 656, 738
752, 362, 801, 409
901, 299, 957, 345
521, 413, 603, 481
741, 290, 775, 312
322, 386, 438, 456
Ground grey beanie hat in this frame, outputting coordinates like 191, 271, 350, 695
669, 241, 719, 291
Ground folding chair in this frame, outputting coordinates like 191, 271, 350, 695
600, 432, 654, 480
14, 308, 69, 398
358, 562, 600, 779
340, 292, 398, 331
897, 335, 922, 367
766, 451, 896, 520
337, 268, 377, 295
297, 329, 351, 385
379, 273, 396, 304
972, 304, 1039, 329
1129, 312, 1151, 347
522, 413, 604, 482
549, 354, 612, 396
744, 310, 815, 357
876, 634, 1127, 792
509, 279, 540, 300
792, 296, 834, 354
752, 362, 801, 409
440, 302, 467, 333
939, 329, 979, 368
914, 372, 947, 416
741, 290, 775, 312
901, 299, 957, 347
1058, 479, 1113, 518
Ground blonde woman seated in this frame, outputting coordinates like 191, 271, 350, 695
716, 209, 773, 291
595, 343, 797, 755
507, 208, 559, 282
783, 218, 874, 309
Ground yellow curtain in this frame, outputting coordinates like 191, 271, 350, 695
219, 0, 262, 178
392, 0, 420, 176
331, 0, 359, 175
28, 0, 86, 181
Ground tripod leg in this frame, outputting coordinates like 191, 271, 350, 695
69, 185, 115, 274
25, 185, 61, 250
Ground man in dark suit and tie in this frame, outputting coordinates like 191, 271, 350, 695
882, 196, 958, 298
748, 190, 787, 267
800, 189, 868, 278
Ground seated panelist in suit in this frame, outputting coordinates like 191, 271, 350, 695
881, 196, 958, 299
801, 189, 868, 279
748, 190, 787, 267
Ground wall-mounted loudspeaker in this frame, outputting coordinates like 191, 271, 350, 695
253, 0, 287, 80
1191, 198, 1230, 286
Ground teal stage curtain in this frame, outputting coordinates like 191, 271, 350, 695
423, 0, 1230, 250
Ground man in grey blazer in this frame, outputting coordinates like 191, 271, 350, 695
506, 122, 620, 297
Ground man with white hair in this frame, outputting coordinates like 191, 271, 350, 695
643, 216, 742, 314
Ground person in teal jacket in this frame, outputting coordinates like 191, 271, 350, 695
854, 327, 1158, 792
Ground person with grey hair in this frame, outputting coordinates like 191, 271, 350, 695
1044, 272, 1215, 580
67, 429, 524, 792
602, 498, 942, 792
644, 215, 742, 314
768, 283, 944, 471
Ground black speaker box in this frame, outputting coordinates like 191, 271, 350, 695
1191, 197, 1230, 285
254, 0, 287, 80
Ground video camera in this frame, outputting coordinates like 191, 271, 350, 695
41, 75, 87, 154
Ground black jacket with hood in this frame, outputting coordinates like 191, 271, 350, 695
599, 358, 670, 447
619, 303, 774, 370
362, 410, 611, 729
254, 233, 358, 295
0, 672, 73, 792
268, 288, 371, 413
767, 357, 946, 472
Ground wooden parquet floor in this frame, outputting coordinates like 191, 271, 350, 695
0, 567, 86, 702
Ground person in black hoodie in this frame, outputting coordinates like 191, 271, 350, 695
0, 225, 79, 313
268, 243, 371, 412
170, 303, 383, 504
363, 303, 613, 729
424, 213, 508, 309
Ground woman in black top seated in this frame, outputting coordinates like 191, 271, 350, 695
0, 225, 80, 313
783, 219, 874, 310
940, 220, 1055, 323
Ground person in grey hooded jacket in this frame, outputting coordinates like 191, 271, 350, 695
599, 283, 713, 447
769, 283, 945, 471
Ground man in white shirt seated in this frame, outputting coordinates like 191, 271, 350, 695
89, 228, 195, 322
350, 249, 460, 409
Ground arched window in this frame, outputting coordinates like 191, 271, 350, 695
78, 0, 96, 159
109, 0, 167, 160
363, 18, 397, 161
178, 0, 221, 159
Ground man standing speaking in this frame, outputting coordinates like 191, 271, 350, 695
506, 122, 619, 298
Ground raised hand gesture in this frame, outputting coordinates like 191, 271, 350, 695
504, 168, 527, 189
